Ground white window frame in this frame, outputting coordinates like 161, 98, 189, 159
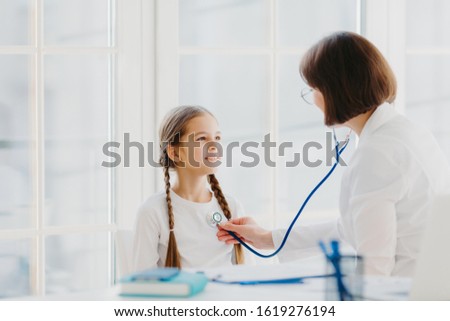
364, 0, 406, 114
0, 0, 156, 296
115, 0, 157, 230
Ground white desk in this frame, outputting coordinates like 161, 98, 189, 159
22, 278, 409, 301
14, 258, 411, 301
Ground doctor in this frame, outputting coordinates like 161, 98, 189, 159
217, 31, 450, 277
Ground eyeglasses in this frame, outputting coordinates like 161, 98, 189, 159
301, 87, 315, 105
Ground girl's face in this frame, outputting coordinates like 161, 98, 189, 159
176, 113, 222, 175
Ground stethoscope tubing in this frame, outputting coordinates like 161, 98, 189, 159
226, 130, 351, 258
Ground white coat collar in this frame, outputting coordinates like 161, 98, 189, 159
358, 103, 398, 143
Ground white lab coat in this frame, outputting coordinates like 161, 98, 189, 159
272, 103, 450, 277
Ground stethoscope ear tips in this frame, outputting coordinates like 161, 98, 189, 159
206, 211, 225, 228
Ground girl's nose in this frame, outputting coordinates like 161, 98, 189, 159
208, 142, 219, 153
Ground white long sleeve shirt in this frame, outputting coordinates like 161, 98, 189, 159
132, 189, 246, 272
273, 103, 450, 277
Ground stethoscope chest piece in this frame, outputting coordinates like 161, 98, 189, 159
206, 211, 225, 228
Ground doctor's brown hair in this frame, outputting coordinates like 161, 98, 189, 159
300, 31, 397, 126
159, 105, 244, 268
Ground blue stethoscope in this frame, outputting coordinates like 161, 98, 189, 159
206, 129, 352, 258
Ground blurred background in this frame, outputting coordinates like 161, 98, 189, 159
0, 0, 449, 298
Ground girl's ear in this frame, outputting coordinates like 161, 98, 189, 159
167, 144, 179, 162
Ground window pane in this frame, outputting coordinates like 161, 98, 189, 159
406, 0, 450, 47
406, 55, 450, 160
180, 55, 269, 137
45, 233, 110, 294
44, 55, 110, 226
0, 0, 30, 45
277, 0, 357, 47
180, 0, 270, 47
179, 55, 271, 215
277, 55, 355, 223
278, 55, 323, 129
0, 239, 31, 298
0, 55, 32, 229
44, 0, 111, 46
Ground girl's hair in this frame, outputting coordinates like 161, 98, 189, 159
300, 31, 397, 126
159, 105, 244, 268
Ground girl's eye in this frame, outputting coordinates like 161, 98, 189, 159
196, 137, 206, 141
215, 136, 221, 141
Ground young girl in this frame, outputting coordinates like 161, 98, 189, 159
132, 105, 245, 270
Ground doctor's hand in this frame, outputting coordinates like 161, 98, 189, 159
217, 217, 275, 250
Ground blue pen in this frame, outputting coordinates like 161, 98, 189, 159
211, 274, 335, 286
330, 241, 346, 301
319, 240, 353, 301
238, 277, 305, 285
211, 275, 304, 285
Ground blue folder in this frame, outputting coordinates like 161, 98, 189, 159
119, 268, 208, 298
